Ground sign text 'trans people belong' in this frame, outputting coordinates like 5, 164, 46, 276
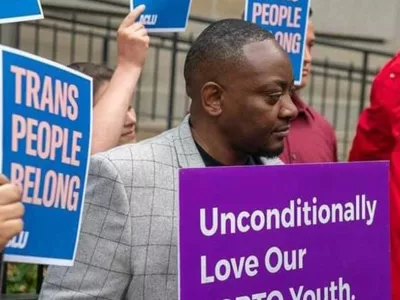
1, 45, 92, 266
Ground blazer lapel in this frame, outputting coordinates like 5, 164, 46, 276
172, 115, 284, 168
172, 115, 205, 169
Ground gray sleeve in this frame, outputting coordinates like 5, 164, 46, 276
39, 154, 132, 300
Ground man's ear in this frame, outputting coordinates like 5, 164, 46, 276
200, 82, 224, 117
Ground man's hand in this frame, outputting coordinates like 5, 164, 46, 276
117, 5, 150, 70
0, 174, 24, 251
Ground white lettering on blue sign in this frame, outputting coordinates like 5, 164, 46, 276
245, 0, 311, 84
6, 231, 30, 249
139, 14, 158, 25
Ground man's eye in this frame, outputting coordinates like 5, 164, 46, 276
267, 93, 283, 102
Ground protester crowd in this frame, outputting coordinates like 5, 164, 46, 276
0, 4, 398, 300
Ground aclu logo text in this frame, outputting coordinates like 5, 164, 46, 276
6, 231, 29, 249
139, 14, 158, 25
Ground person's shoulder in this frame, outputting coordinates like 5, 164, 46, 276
373, 51, 400, 84
303, 103, 337, 140
293, 95, 334, 132
101, 127, 176, 161
88, 128, 178, 181
379, 51, 400, 73
364, 53, 400, 109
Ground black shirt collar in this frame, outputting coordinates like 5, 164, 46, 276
194, 141, 261, 167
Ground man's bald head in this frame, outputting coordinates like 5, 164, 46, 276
184, 19, 275, 103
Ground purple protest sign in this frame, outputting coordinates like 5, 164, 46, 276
178, 162, 390, 300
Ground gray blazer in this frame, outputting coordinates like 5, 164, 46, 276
39, 116, 283, 300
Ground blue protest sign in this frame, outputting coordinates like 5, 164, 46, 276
131, 0, 192, 32
1, 46, 92, 266
244, 0, 311, 85
0, 0, 43, 24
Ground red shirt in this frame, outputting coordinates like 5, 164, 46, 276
280, 95, 338, 164
349, 52, 400, 162
349, 52, 400, 300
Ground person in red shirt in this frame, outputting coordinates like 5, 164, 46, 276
349, 52, 400, 162
349, 52, 400, 300
279, 9, 338, 164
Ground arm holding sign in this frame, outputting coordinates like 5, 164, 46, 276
91, 5, 149, 153
39, 154, 133, 299
0, 174, 24, 251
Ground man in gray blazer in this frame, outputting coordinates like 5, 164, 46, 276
39, 18, 297, 299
